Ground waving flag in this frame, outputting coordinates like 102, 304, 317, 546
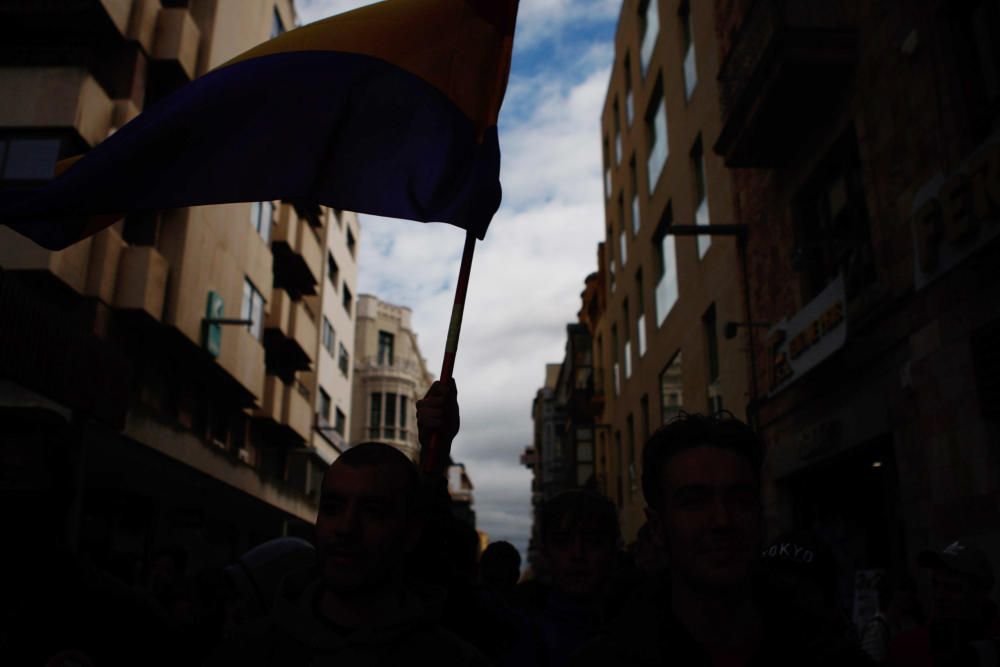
1, 0, 518, 250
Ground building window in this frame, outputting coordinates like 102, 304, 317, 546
646, 77, 668, 193
241, 278, 265, 340
271, 7, 285, 38
659, 350, 683, 424
123, 211, 160, 246
623, 299, 632, 380
611, 323, 621, 396
703, 304, 722, 414
338, 342, 349, 377
626, 413, 636, 498
630, 155, 640, 236
377, 331, 395, 366
793, 127, 874, 302
318, 387, 331, 425
624, 53, 634, 126
0, 136, 61, 181
603, 136, 612, 199
250, 201, 273, 243
342, 284, 353, 316
636, 269, 647, 357
639, 0, 659, 78
334, 408, 346, 436
385, 392, 397, 439
618, 194, 628, 267
321, 316, 335, 355
369, 392, 382, 439
614, 98, 622, 165
400, 395, 408, 439
327, 252, 339, 290
346, 228, 356, 258
653, 203, 679, 325
692, 136, 710, 258
680, 1, 697, 100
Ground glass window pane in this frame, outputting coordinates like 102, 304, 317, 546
5, 138, 60, 180
655, 235, 678, 325
370, 393, 382, 429
647, 93, 668, 192
260, 202, 273, 244
684, 43, 698, 100
659, 351, 683, 424
385, 392, 397, 427
399, 396, 407, 429
241, 279, 252, 323
250, 202, 261, 231
639, 0, 659, 77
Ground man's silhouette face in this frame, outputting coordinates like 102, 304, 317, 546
315, 463, 415, 594
647, 445, 759, 592
543, 521, 616, 599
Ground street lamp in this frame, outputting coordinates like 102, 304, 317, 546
661, 224, 761, 429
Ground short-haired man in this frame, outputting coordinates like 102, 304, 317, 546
888, 538, 999, 666
574, 412, 872, 666
506, 490, 621, 667
211, 442, 486, 666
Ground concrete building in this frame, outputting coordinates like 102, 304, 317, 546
712, 0, 1000, 622
521, 363, 563, 572
596, 0, 752, 540
349, 293, 433, 460
0, 0, 358, 574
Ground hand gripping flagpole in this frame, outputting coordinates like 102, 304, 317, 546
421, 230, 477, 476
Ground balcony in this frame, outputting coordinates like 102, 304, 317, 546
84, 227, 125, 304
0, 226, 93, 294
0, 67, 114, 147
263, 288, 312, 382
126, 0, 161, 55
715, 0, 857, 167
282, 381, 313, 442
113, 246, 169, 320
258, 374, 286, 423
272, 205, 321, 298
151, 7, 201, 81
356, 355, 426, 382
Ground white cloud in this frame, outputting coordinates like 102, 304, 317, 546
297, 0, 617, 564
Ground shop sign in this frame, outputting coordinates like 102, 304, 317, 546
203, 291, 224, 358
910, 138, 1000, 291
766, 274, 847, 397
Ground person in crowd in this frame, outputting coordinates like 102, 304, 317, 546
504, 490, 621, 667
481, 540, 523, 602
888, 538, 1000, 666
222, 536, 316, 634
0, 408, 180, 666
572, 411, 873, 666
757, 530, 874, 663
210, 441, 487, 666
861, 574, 897, 663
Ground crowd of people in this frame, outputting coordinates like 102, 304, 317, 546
2, 382, 997, 666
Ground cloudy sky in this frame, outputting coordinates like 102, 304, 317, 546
296, 0, 620, 560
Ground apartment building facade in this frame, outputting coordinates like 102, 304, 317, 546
350, 293, 433, 461
712, 0, 1000, 617
0, 0, 358, 574
596, 0, 751, 540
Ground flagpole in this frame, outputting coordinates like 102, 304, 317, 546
422, 230, 477, 476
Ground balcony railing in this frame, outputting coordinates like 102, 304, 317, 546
357, 355, 425, 377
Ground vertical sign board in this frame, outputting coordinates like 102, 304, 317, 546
910, 137, 1000, 290
204, 291, 224, 358
766, 274, 848, 398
